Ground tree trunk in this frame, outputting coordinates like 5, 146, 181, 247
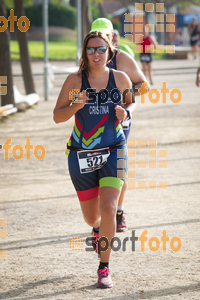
98, 3, 105, 18
81, 0, 92, 42
70, 0, 76, 7
14, 0, 35, 94
0, 0, 15, 106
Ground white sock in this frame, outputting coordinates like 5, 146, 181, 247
117, 205, 124, 212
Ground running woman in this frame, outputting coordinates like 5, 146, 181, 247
53, 31, 135, 288
90, 18, 150, 233
140, 24, 158, 85
188, 16, 199, 59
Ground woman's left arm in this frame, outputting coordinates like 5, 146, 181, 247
150, 35, 158, 47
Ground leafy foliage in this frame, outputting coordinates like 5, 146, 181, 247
90, 0, 103, 5
5, 0, 32, 9
90, 1, 120, 31
5, 0, 69, 9
6, 2, 77, 29
91, 6, 101, 20
114, 0, 200, 8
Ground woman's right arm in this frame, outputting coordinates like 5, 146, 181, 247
53, 73, 87, 124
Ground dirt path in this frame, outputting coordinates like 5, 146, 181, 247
0, 59, 200, 300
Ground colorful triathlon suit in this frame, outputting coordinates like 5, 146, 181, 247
107, 49, 132, 141
140, 35, 152, 63
67, 69, 128, 201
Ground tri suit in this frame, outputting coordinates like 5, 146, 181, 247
67, 68, 128, 201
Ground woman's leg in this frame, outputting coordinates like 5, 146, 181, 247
68, 151, 101, 228
193, 43, 198, 58
79, 196, 101, 228
118, 177, 127, 207
99, 186, 121, 262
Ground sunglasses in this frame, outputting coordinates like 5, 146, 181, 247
86, 46, 108, 54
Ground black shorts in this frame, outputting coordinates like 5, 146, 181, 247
190, 36, 199, 46
68, 144, 128, 201
140, 53, 152, 63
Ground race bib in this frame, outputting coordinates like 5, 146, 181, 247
77, 148, 110, 174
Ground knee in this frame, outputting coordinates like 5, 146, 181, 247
101, 201, 117, 220
83, 214, 100, 228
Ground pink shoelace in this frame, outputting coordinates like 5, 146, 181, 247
98, 268, 109, 277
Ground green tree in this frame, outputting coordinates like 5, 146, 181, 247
14, 0, 35, 94
82, 0, 92, 41
69, 0, 92, 42
2, 0, 35, 104
115, 0, 200, 8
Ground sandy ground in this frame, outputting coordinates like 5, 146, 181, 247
0, 59, 200, 300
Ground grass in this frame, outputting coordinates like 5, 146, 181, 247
10, 36, 168, 61
10, 38, 77, 61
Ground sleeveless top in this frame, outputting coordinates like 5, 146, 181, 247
107, 49, 117, 69
190, 25, 199, 42
141, 36, 151, 53
70, 69, 125, 150
191, 24, 198, 37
